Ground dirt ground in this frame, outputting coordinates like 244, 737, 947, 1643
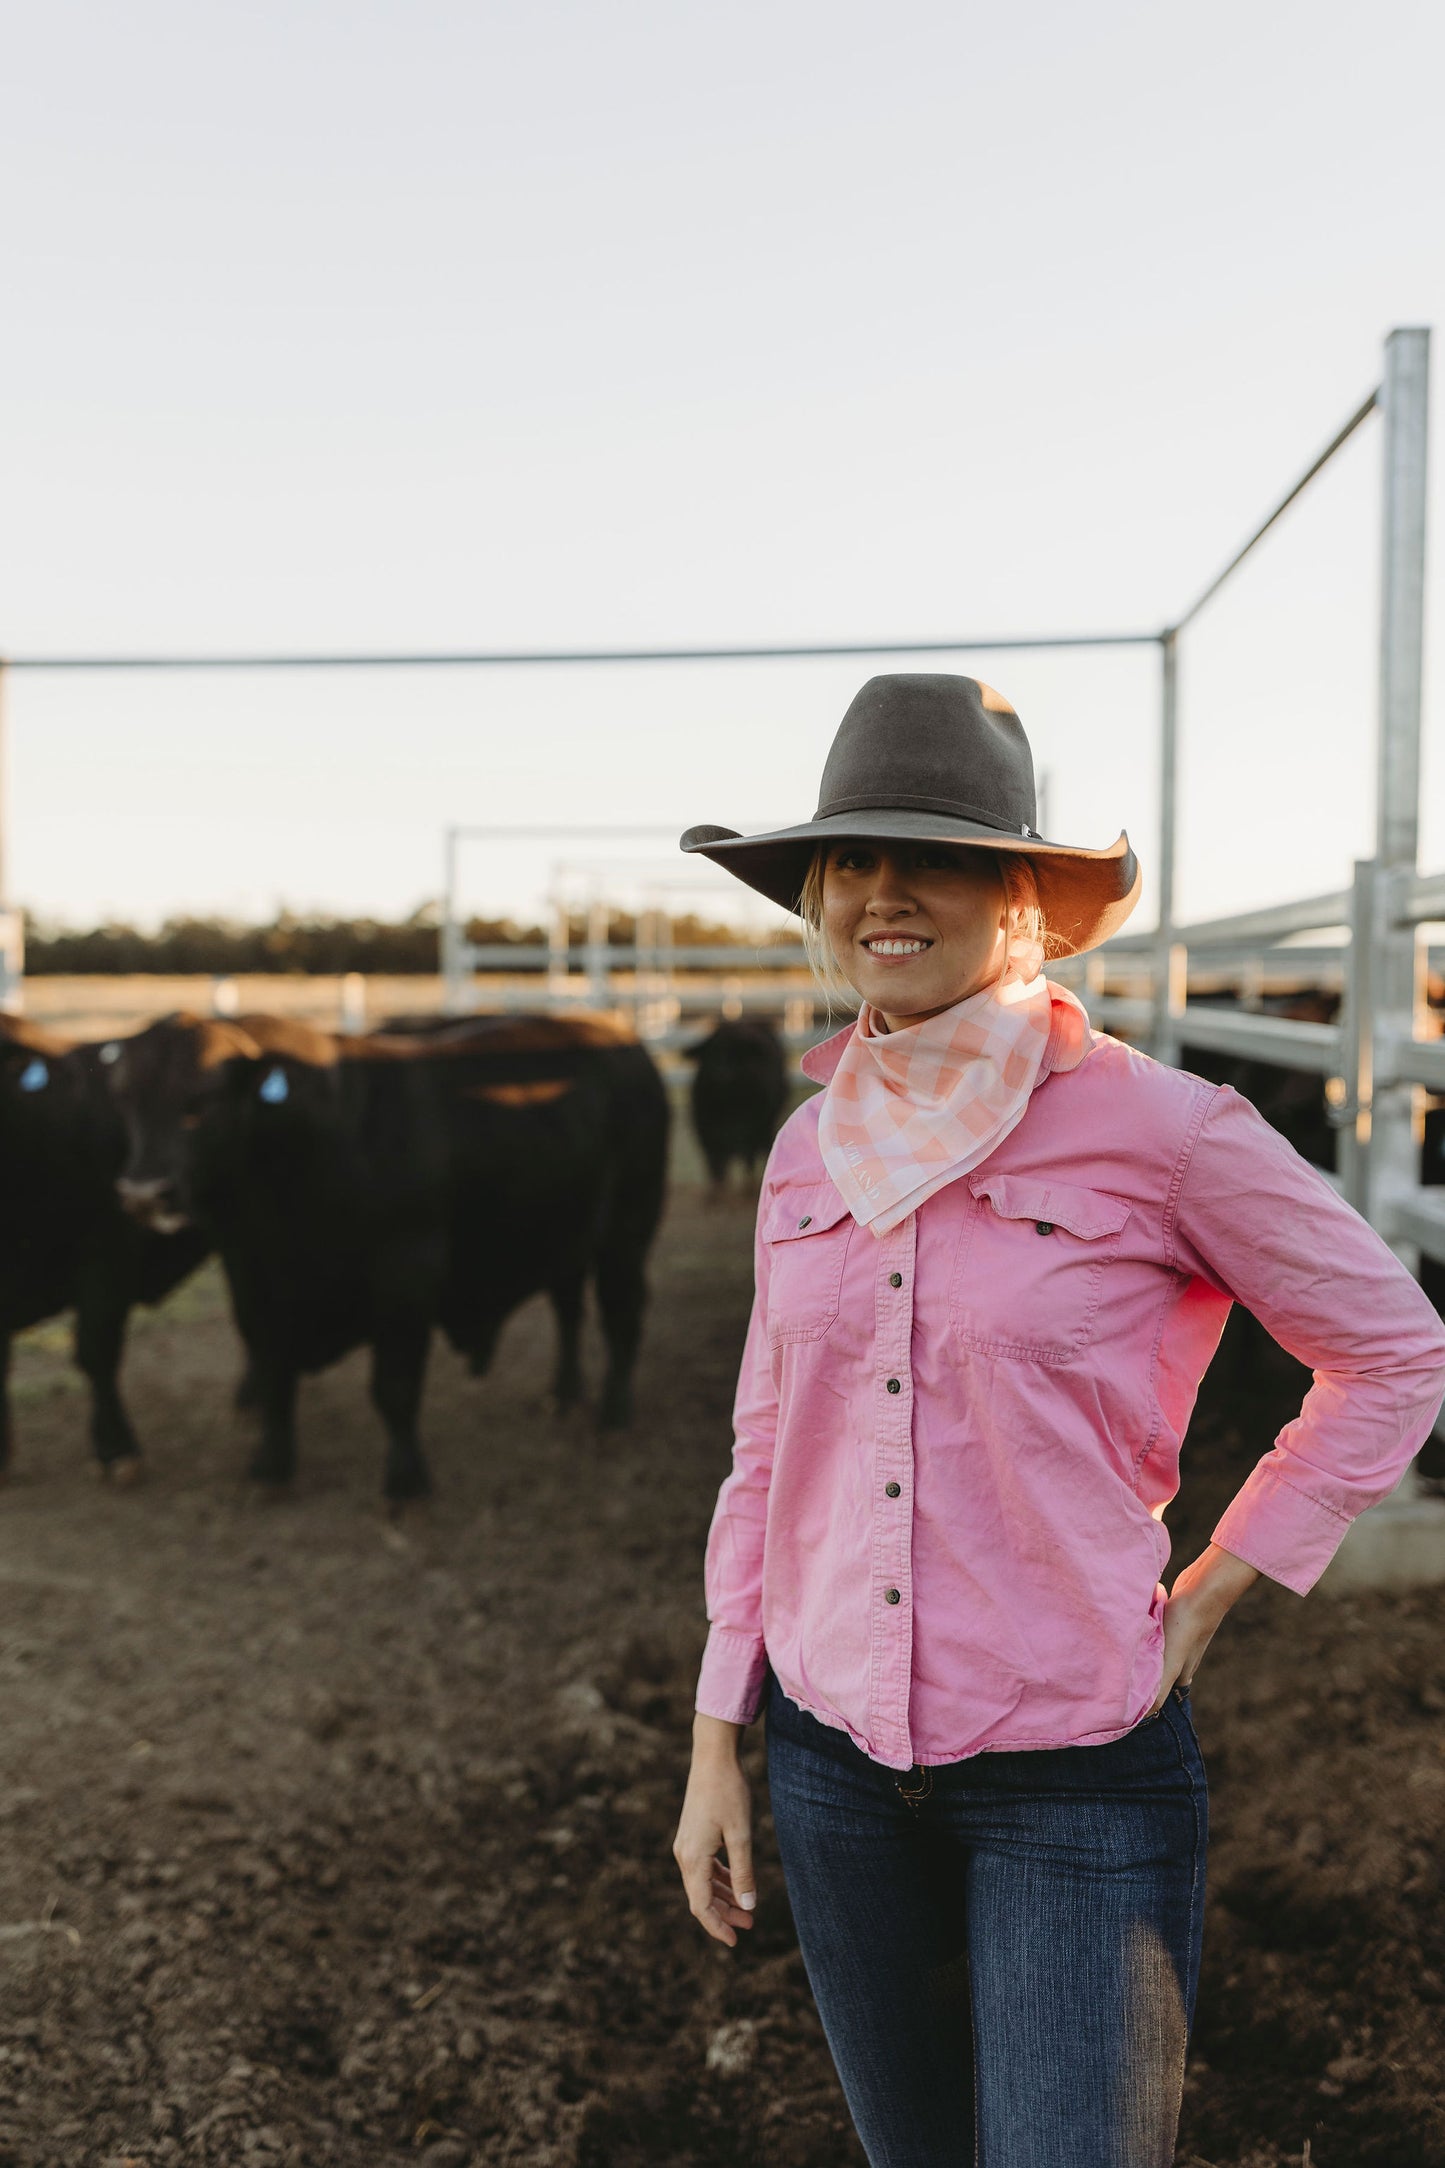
1, 1153, 1443, 2167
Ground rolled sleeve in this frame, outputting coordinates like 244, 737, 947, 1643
1170, 1083, 1445, 1594
694, 1196, 779, 1726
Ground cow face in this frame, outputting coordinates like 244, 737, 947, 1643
0, 1024, 95, 1142
107, 1015, 265, 1232
186, 1051, 342, 1218
1, 1037, 63, 1167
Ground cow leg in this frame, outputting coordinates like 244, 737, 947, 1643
0, 1332, 11, 1477
247, 1359, 300, 1486
549, 1275, 586, 1411
595, 1243, 648, 1430
371, 1325, 432, 1502
74, 1289, 142, 1474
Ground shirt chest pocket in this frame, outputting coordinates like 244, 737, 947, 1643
949, 1173, 1132, 1364
762, 1183, 856, 1344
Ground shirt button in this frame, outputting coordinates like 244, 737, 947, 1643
798, 1214, 812, 1229
884, 1587, 901, 1604
885, 1377, 901, 1394
889, 1272, 902, 1288
1035, 1220, 1054, 1235
885, 1480, 901, 1497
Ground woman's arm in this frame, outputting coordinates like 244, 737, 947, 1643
674, 1178, 782, 1943
1148, 1541, 1260, 1714
1168, 1082, 1445, 1594
692, 1240, 781, 1726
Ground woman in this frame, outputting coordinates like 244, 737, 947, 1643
670, 674, 1445, 2168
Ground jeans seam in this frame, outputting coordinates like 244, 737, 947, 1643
1161, 1699, 1207, 2088
969, 1945, 980, 2168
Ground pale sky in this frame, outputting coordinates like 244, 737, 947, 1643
2, 0, 1443, 937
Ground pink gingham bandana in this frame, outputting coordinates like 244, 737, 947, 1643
818, 975, 1093, 1236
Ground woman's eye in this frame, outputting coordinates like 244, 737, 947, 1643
833, 849, 874, 871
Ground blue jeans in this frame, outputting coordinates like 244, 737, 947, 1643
764, 1667, 1208, 2168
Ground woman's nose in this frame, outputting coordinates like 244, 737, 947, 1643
864, 855, 917, 915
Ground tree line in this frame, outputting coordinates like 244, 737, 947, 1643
21, 906, 766, 976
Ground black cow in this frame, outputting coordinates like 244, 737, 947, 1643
107, 1011, 669, 1500
684, 1019, 788, 1198
0, 1017, 210, 1479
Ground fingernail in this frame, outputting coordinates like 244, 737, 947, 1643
739, 1890, 756, 1910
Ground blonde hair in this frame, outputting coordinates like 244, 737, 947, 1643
798, 843, 1074, 1016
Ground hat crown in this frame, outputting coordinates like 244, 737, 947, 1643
815, 674, 1037, 838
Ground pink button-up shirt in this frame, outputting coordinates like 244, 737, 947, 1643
695, 1001, 1445, 1771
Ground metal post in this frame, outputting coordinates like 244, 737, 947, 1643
440, 825, 464, 1014
586, 895, 610, 1008
0, 661, 7, 913
548, 893, 570, 996
1333, 857, 1375, 1216
1151, 632, 1180, 1063
1326, 326, 1444, 1589
1367, 327, 1431, 1249
0, 662, 23, 1014
339, 971, 367, 1034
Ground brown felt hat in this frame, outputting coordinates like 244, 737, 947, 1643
680, 673, 1141, 956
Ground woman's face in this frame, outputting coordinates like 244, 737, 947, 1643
821, 840, 1009, 1029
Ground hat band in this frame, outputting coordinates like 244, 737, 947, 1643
813, 790, 1034, 838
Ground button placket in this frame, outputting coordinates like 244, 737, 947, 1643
870, 1214, 918, 1765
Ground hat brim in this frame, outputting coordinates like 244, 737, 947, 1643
680, 808, 1142, 957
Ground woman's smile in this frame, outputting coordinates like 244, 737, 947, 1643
859, 933, 934, 961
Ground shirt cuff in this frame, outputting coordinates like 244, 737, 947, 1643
694, 1625, 770, 1726
1210, 1461, 1360, 1596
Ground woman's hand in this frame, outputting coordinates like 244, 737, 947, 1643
673, 1713, 758, 1947
1148, 1542, 1261, 1715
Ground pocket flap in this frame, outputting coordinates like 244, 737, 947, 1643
762, 1182, 854, 1242
967, 1172, 1131, 1242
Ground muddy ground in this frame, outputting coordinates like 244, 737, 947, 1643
1, 1159, 1443, 2168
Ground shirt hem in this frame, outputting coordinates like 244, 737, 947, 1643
769, 1676, 1166, 1771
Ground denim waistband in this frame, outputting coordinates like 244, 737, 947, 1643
763, 1664, 1196, 1786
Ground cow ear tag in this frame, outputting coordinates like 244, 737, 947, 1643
18, 1058, 49, 1092
259, 1066, 289, 1105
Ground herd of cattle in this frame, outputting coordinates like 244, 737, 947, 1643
4, 991, 1442, 1501
0, 1010, 788, 1500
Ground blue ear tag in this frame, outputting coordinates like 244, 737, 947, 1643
18, 1058, 49, 1093
259, 1066, 290, 1105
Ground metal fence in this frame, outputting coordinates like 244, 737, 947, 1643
3, 325, 1439, 1579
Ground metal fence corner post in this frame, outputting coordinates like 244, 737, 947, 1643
1324, 326, 1444, 1589
1368, 327, 1430, 1250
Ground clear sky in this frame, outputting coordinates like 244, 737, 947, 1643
2, 0, 1443, 937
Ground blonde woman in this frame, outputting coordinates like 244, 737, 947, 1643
670, 674, 1445, 2168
